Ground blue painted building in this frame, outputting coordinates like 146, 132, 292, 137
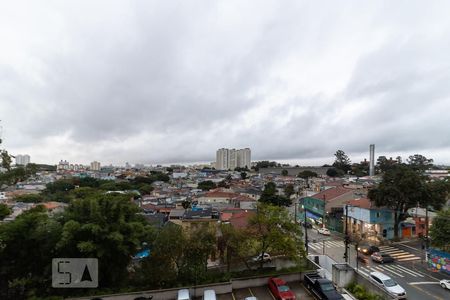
346, 198, 399, 241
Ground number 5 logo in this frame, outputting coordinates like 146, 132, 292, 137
57, 260, 72, 285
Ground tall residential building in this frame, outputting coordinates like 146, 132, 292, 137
215, 148, 251, 170
90, 161, 101, 171
15, 154, 30, 166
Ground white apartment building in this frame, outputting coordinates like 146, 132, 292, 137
15, 154, 31, 166
90, 161, 101, 171
215, 148, 251, 170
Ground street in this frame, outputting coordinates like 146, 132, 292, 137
305, 228, 450, 300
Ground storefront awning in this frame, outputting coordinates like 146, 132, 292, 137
306, 211, 322, 220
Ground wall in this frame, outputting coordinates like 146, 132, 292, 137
427, 248, 450, 275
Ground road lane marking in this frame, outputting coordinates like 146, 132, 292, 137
374, 265, 405, 277
397, 257, 421, 261
357, 269, 369, 277
390, 254, 416, 258
394, 264, 425, 277
396, 243, 422, 252
231, 291, 236, 300
267, 287, 276, 300
388, 265, 422, 277
408, 283, 444, 300
381, 250, 405, 254
408, 282, 440, 285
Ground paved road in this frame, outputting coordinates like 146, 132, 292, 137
305, 228, 450, 300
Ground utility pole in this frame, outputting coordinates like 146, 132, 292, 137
344, 204, 349, 263
303, 204, 309, 255
294, 201, 298, 224
425, 206, 429, 262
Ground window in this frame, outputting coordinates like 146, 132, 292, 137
376, 212, 381, 218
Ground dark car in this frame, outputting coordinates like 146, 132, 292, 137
357, 244, 380, 255
371, 252, 394, 263
301, 221, 313, 229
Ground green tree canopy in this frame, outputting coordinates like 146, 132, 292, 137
429, 209, 450, 252
332, 150, 351, 174
198, 180, 216, 191
0, 203, 11, 220
407, 154, 434, 171
57, 193, 153, 287
368, 165, 448, 239
284, 184, 295, 198
250, 204, 304, 268
281, 169, 289, 176
260, 182, 292, 206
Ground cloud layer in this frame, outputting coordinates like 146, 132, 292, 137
1, 0, 450, 165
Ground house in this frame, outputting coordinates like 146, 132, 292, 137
345, 198, 398, 241
196, 191, 237, 205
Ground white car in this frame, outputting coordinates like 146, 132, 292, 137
440, 279, 450, 290
318, 227, 331, 235
369, 272, 406, 299
252, 252, 271, 262
177, 289, 191, 300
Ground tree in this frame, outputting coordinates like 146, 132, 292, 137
217, 180, 229, 188
376, 156, 398, 173
281, 169, 289, 176
332, 150, 351, 173
284, 184, 295, 198
219, 224, 255, 272
351, 160, 369, 177
181, 200, 191, 209
197, 180, 216, 191
1, 150, 12, 171
297, 170, 318, 187
407, 154, 434, 171
250, 204, 304, 269
429, 209, 450, 252
0, 206, 63, 298
240, 172, 247, 180
368, 165, 448, 239
139, 224, 183, 288
57, 193, 153, 287
0, 203, 11, 220
326, 168, 340, 177
13, 194, 45, 203
259, 182, 291, 206
177, 225, 216, 285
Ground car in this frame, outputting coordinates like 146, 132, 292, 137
244, 297, 258, 300
369, 272, 406, 299
301, 221, 313, 229
371, 252, 394, 263
203, 289, 217, 300
357, 244, 380, 255
440, 279, 450, 290
318, 227, 331, 235
357, 252, 369, 264
177, 289, 191, 300
252, 252, 271, 262
268, 277, 296, 300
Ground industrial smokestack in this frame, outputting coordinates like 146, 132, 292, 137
369, 144, 375, 176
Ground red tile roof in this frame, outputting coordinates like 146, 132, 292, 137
230, 211, 255, 229
346, 197, 372, 209
204, 191, 237, 198
311, 187, 352, 201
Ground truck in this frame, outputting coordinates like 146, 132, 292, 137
303, 273, 343, 300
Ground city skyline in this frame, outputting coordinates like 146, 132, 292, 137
2, 1, 450, 165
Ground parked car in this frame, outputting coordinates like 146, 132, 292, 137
357, 244, 380, 255
252, 252, 271, 263
268, 277, 296, 300
371, 252, 394, 263
177, 289, 191, 300
244, 297, 258, 300
369, 272, 406, 299
303, 272, 344, 300
440, 279, 450, 290
203, 289, 217, 300
318, 228, 331, 235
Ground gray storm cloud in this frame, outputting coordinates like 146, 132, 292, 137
1, 0, 450, 165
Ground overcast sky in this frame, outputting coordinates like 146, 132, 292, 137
1, 1, 450, 166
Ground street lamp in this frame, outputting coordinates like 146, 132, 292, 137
302, 204, 309, 255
